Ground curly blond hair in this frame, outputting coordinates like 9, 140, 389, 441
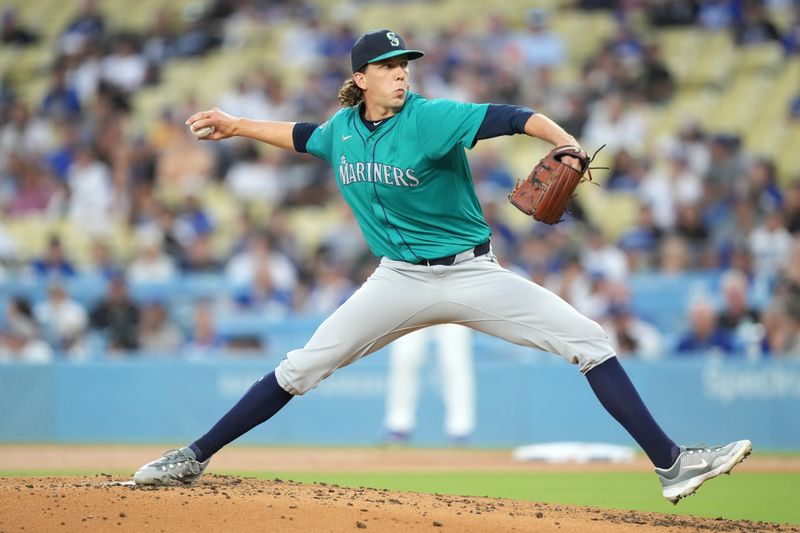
337, 78, 364, 108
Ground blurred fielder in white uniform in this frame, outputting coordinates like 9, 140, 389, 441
384, 324, 475, 443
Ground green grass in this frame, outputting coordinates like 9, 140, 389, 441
3, 469, 798, 526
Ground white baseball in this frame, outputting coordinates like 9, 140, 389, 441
191, 124, 215, 138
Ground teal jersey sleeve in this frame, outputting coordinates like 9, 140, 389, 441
306, 107, 354, 162
305, 119, 335, 162
414, 98, 489, 159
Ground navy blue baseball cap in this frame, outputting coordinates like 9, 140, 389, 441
351, 29, 424, 73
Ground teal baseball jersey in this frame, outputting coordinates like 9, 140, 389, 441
305, 92, 491, 262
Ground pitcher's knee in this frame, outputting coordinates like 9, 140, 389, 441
275, 359, 326, 396
569, 319, 617, 374
576, 348, 616, 374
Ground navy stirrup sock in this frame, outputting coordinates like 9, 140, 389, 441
189, 371, 293, 462
188, 360, 678, 468
585, 357, 680, 469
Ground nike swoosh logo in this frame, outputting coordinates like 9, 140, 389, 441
683, 459, 709, 471
342, 135, 353, 141
373, 121, 383, 125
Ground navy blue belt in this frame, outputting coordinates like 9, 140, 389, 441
418, 240, 491, 266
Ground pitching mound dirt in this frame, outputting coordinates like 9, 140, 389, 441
1, 475, 796, 533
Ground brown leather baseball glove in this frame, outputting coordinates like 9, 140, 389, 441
508, 145, 597, 225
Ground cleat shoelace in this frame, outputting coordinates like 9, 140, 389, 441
156, 449, 202, 479
683, 443, 722, 455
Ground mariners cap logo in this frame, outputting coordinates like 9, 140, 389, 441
351, 29, 424, 73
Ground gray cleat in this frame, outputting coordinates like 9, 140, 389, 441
655, 439, 752, 504
133, 447, 210, 486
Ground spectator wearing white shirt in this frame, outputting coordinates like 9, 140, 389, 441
0, 297, 52, 363
302, 249, 355, 315
69, 46, 103, 104
102, 35, 149, 93
218, 75, 272, 121
67, 144, 112, 228
667, 151, 703, 204
638, 151, 702, 230
662, 120, 711, 179
583, 92, 649, 156
0, 331, 52, 363
184, 300, 225, 360
224, 141, 285, 204
138, 300, 183, 354
226, 232, 297, 294
546, 254, 592, 311
658, 234, 692, 274
510, 9, 566, 72
582, 227, 629, 282
34, 281, 88, 357
601, 300, 663, 360
280, 15, 326, 69
0, 101, 55, 169
128, 226, 176, 283
749, 211, 793, 283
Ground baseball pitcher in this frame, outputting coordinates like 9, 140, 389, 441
135, 29, 750, 505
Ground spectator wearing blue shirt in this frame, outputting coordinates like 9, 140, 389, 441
732, 1, 781, 47
232, 262, 292, 316
792, 94, 800, 121
676, 297, 735, 355
29, 236, 76, 279
743, 157, 783, 217
482, 201, 518, 259
318, 23, 356, 60
85, 240, 122, 280
618, 202, 664, 271
46, 122, 81, 181
470, 146, 516, 202
59, 0, 105, 55
184, 300, 225, 359
175, 194, 214, 246
605, 150, 640, 191
41, 67, 81, 119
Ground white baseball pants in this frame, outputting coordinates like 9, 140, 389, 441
275, 250, 615, 396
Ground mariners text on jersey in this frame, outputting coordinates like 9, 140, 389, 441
338, 158, 420, 187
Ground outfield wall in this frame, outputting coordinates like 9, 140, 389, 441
2, 352, 799, 450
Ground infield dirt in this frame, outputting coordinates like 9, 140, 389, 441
0, 445, 798, 533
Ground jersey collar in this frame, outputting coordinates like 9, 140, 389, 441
354, 92, 418, 136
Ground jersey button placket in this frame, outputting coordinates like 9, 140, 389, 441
365, 137, 379, 208
366, 135, 400, 252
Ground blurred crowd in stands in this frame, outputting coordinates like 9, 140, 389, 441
1, 0, 800, 362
